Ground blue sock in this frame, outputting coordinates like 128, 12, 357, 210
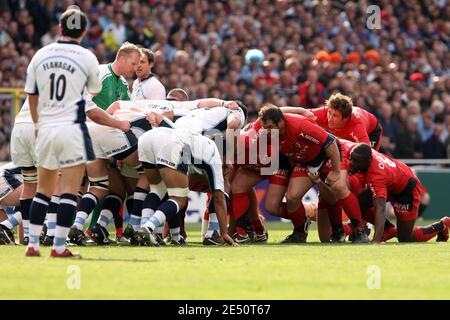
54, 193, 78, 254
28, 193, 50, 249
73, 192, 98, 230
98, 194, 122, 229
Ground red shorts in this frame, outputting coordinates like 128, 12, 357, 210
388, 178, 424, 221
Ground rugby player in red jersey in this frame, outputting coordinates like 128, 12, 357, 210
247, 104, 367, 242
281, 93, 382, 150
349, 144, 449, 242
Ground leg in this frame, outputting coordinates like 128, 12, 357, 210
230, 168, 263, 238
52, 164, 86, 254
27, 167, 58, 251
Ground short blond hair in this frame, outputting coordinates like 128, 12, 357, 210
116, 42, 140, 59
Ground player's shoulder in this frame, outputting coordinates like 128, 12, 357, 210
98, 64, 113, 80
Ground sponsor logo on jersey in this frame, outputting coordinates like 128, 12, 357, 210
299, 132, 320, 144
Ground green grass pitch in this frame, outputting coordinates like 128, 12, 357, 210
0, 221, 449, 300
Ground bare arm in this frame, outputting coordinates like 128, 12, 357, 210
372, 198, 387, 242
227, 112, 242, 129
213, 190, 237, 246
308, 172, 336, 205
28, 95, 39, 125
280, 106, 317, 120
87, 107, 130, 132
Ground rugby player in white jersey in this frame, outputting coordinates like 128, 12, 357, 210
131, 48, 165, 100
23, 9, 128, 258
137, 127, 236, 246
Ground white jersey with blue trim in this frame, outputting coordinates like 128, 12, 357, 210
14, 98, 33, 124
174, 106, 244, 134
24, 40, 102, 128
166, 128, 225, 192
117, 99, 198, 113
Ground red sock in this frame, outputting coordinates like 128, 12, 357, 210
231, 192, 250, 235
343, 222, 353, 235
203, 209, 209, 220
338, 193, 362, 229
116, 207, 124, 236
413, 221, 445, 242
288, 203, 307, 231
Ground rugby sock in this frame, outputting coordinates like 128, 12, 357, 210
231, 192, 250, 235
412, 221, 445, 242
114, 206, 124, 236
168, 212, 181, 242
98, 194, 122, 229
144, 200, 178, 231
382, 220, 397, 242
20, 198, 32, 238
125, 195, 133, 214
248, 191, 264, 235
46, 196, 60, 237
73, 192, 98, 231
129, 187, 148, 231
337, 193, 363, 229
206, 199, 219, 238
179, 206, 187, 239
1, 207, 22, 229
28, 193, 50, 250
53, 194, 77, 254
88, 199, 104, 229
343, 222, 353, 236
288, 203, 307, 235
418, 203, 428, 218
140, 191, 161, 228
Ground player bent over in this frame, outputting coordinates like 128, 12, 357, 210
137, 127, 236, 246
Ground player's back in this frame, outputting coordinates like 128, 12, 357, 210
352, 107, 378, 133
26, 40, 101, 127
174, 107, 230, 133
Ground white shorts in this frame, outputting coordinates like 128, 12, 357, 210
88, 123, 138, 160
0, 174, 21, 202
36, 123, 95, 170
10, 122, 36, 168
138, 129, 187, 172
120, 163, 140, 179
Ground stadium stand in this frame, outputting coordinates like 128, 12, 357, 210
0, 0, 449, 162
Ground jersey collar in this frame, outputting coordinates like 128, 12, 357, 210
56, 39, 81, 46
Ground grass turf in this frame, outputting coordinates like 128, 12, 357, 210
0, 221, 448, 300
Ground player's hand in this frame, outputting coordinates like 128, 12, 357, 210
221, 234, 238, 246
307, 171, 321, 184
223, 101, 238, 110
147, 112, 163, 126
118, 120, 131, 132
302, 110, 317, 121
326, 170, 341, 185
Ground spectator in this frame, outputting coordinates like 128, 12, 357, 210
0, 0, 448, 161
423, 123, 447, 159
40, 23, 59, 47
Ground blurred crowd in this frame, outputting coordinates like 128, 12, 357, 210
0, 0, 449, 161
